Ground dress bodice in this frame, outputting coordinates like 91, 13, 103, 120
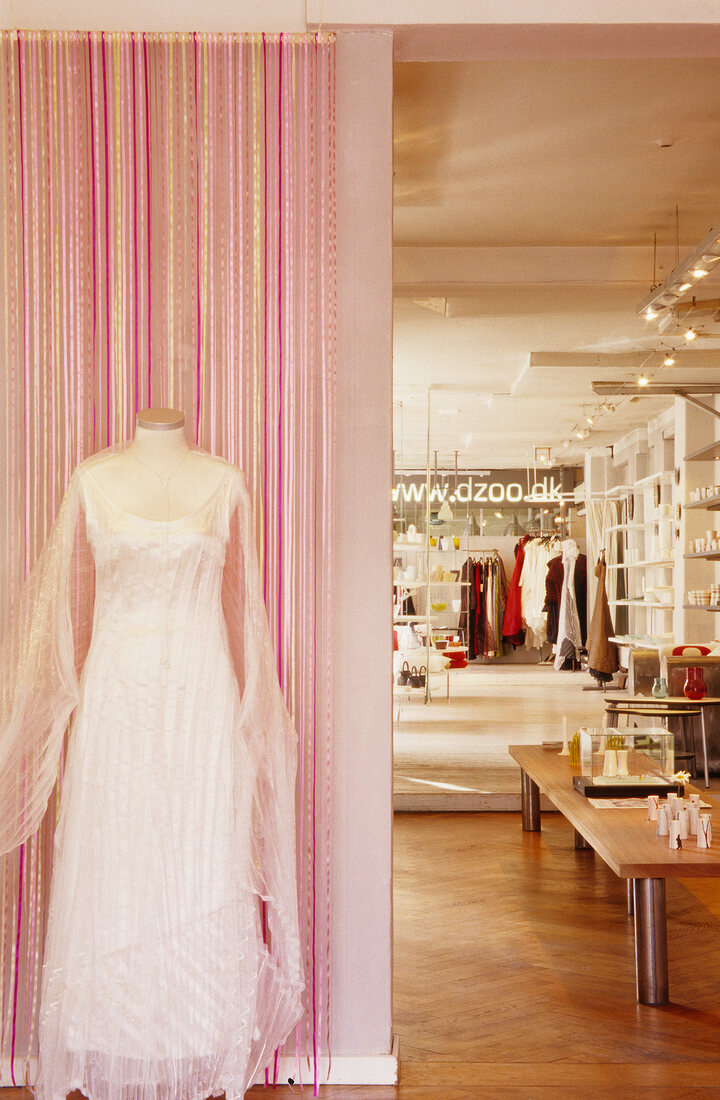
79, 465, 235, 670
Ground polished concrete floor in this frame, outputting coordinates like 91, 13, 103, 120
394, 663, 609, 810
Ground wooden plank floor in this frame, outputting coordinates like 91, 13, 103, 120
7, 812, 720, 1097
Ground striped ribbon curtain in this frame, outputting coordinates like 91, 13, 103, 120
0, 29, 335, 1090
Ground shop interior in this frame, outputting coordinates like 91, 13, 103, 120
391, 56, 720, 810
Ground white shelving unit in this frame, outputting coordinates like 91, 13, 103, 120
682, 436, 720, 632
601, 469, 675, 647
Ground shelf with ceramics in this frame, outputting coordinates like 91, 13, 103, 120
597, 457, 676, 647
610, 599, 674, 610
686, 493, 720, 511
607, 559, 674, 569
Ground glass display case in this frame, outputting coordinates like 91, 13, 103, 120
573, 727, 681, 797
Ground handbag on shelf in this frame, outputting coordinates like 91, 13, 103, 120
397, 660, 411, 686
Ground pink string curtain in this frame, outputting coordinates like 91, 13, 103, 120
0, 29, 335, 1090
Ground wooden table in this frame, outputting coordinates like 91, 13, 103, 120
604, 692, 717, 788
509, 744, 720, 1005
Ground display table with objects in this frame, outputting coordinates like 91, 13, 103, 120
509, 743, 720, 1006
603, 692, 715, 787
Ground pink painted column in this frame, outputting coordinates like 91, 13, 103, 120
331, 29, 394, 1056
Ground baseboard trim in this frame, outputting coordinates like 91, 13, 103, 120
394, 792, 559, 813
252, 1036, 399, 1086
1, 1056, 36, 1084
4, 1043, 400, 1091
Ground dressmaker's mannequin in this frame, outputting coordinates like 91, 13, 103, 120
87, 408, 240, 521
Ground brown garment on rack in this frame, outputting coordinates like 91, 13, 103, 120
460, 557, 477, 659
587, 556, 618, 683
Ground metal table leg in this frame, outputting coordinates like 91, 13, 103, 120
700, 708, 710, 789
521, 770, 541, 832
632, 878, 668, 1005
627, 879, 634, 916
574, 829, 591, 850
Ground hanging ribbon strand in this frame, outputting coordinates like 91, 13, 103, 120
0, 29, 335, 1093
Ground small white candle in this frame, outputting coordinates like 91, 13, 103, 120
689, 804, 699, 835
559, 714, 570, 756
678, 807, 689, 840
669, 819, 683, 850
698, 815, 713, 849
656, 804, 670, 836
647, 795, 659, 822
603, 749, 618, 777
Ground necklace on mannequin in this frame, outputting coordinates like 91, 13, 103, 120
129, 445, 191, 487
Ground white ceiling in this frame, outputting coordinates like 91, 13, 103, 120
393, 58, 720, 469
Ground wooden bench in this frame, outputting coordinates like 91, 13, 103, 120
509, 743, 720, 1005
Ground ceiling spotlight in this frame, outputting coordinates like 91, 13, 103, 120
645, 307, 658, 321
575, 428, 587, 439
638, 375, 649, 386
585, 415, 594, 426
685, 328, 697, 341
663, 355, 675, 366
494, 511, 503, 519
562, 440, 570, 450
637, 221, 720, 317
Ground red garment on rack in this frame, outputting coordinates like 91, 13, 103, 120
502, 535, 529, 641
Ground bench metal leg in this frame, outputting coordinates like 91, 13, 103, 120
627, 879, 634, 916
632, 878, 669, 1005
521, 770, 541, 832
700, 709, 710, 789
574, 829, 591, 850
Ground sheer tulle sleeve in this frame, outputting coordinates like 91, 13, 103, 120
0, 471, 94, 855
221, 471, 304, 1074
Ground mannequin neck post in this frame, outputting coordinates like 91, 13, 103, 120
131, 411, 190, 478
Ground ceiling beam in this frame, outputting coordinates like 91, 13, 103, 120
593, 381, 720, 395
394, 245, 684, 288
532, 350, 720, 370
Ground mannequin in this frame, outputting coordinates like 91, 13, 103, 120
87, 407, 240, 521
0, 407, 304, 1099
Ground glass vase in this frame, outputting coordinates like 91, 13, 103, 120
684, 666, 707, 701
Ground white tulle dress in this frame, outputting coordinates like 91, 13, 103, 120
0, 446, 303, 1100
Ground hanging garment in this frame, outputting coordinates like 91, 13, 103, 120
473, 555, 508, 660
519, 539, 560, 649
502, 536, 528, 646
554, 539, 584, 671
460, 557, 476, 659
544, 554, 564, 646
574, 552, 588, 644
587, 555, 619, 684
493, 556, 509, 658
475, 559, 488, 658
0, 446, 303, 1100
545, 549, 586, 650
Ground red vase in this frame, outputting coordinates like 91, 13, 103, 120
684, 666, 707, 701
